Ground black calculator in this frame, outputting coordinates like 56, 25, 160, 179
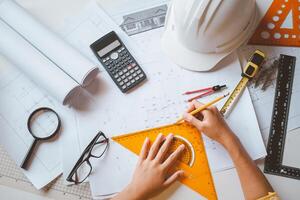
90, 31, 146, 93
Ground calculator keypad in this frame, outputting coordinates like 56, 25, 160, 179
101, 46, 146, 92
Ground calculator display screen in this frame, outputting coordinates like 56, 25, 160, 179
97, 40, 121, 57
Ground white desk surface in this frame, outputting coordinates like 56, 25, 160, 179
1, 0, 299, 199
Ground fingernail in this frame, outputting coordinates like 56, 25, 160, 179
168, 133, 174, 139
180, 144, 185, 150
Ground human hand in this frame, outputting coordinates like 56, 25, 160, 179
183, 100, 236, 147
124, 134, 185, 200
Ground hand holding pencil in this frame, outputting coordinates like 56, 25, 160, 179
179, 94, 235, 145
176, 93, 229, 124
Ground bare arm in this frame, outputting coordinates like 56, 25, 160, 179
183, 100, 273, 200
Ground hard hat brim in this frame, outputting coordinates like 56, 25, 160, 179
161, 4, 258, 72
161, 29, 230, 71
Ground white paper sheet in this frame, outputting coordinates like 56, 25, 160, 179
0, 56, 74, 189
0, 19, 78, 105
60, 2, 266, 197
59, 1, 146, 182
0, 0, 99, 87
89, 141, 136, 197
239, 46, 300, 143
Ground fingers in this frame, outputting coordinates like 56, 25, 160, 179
183, 113, 204, 131
162, 144, 185, 170
155, 134, 174, 163
139, 137, 150, 161
163, 170, 184, 187
148, 134, 165, 160
186, 100, 204, 112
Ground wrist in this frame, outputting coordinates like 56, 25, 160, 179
122, 183, 145, 200
219, 129, 238, 150
221, 132, 244, 158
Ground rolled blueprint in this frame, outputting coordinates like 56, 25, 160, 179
0, 0, 99, 86
0, 20, 79, 105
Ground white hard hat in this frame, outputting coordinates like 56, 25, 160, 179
161, 0, 257, 71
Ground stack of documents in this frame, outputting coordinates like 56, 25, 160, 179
0, 0, 267, 199
62, 1, 266, 199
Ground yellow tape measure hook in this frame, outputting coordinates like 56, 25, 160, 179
220, 50, 266, 116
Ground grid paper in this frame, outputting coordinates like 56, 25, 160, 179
0, 146, 92, 199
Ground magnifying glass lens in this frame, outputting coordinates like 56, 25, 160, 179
29, 109, 60, 138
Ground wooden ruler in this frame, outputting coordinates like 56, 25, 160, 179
220, 50, 266, 116
112, 122, 217, 200
264, 54, 300, 179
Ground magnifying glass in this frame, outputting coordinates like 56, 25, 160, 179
21, 107, 61, 170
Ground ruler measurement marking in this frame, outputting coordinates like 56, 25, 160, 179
264, 54, 300, 179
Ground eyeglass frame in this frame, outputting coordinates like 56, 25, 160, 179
66, 131, 109, 184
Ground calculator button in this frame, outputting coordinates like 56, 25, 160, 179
117, 78, 121, 82
132, 63, 137, 67
121, 75, 126, 79
128, 75, 133, 80
135, 76, 140, 81
119, 71, 124, 76
124, 78, 128, 83
132, 72, 137, 77
114, 74, 119, 78
139, 74, 144, 78
123, 68, 128, 73
121, 47, 125, 51
119, 81, 124, 86
136, 70, 141, 74
126, 72, 130, 76
110, 52, 119, 60
130, 69, 135, 73
131, 79, 135, 84
126, 82, 131, 87
122, 85, 127, 90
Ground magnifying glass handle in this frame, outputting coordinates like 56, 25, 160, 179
21, 140, 38, 170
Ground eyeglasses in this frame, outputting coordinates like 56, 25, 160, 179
66, 131, 109, 184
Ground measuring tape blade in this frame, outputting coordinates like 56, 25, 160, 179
220, 50, 266, 116
264, 54, 300, 179
112, 122, 217, 199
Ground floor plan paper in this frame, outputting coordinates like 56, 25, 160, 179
0, 19, 78, 105
0, 0, 99, 104
59, 1, 266, 197
238, 46, 300, 144
56, 1, 145, 182
0, 56, 75, 189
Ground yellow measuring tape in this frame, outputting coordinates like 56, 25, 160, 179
220, 50, 266, 116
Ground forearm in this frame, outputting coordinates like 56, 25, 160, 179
222, 131, 273, 200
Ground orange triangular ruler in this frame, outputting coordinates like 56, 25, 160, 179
249, 0, 300, 46
112, 123, 218, 200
